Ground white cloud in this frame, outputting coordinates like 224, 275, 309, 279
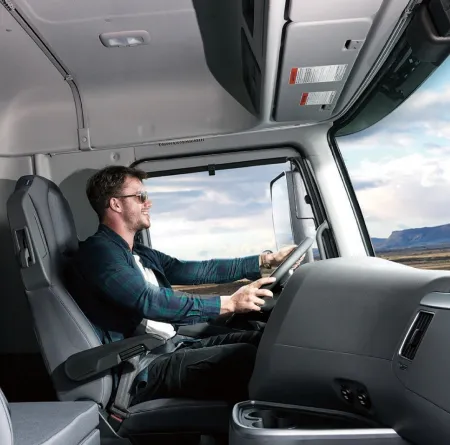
150, 208, 277, 260
426, 145, 450, 156
340, 130, 417, 152
424, 121, 450, 140
348, 151, 450, 237
407, 87, 450, 110
146, 184, 202, 193
341, 85, 450, 153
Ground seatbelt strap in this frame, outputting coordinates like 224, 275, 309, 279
109, 340, 185, 427
111, 353, 160, 415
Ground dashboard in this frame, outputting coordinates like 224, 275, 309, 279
249, 256, 450, 445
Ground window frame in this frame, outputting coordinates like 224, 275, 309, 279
326, 130, 375, 257
132, 147, 337, 259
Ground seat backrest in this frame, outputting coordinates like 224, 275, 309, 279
6, 175, 112, 407
0, 388, 13, 445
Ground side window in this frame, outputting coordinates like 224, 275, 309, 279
337, 57, 450, 270
143, 161, 317, 294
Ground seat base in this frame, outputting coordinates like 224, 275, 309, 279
118, 398, 231, 436
10, 401, 99, 445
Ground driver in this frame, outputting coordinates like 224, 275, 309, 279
65, 165, 296, 405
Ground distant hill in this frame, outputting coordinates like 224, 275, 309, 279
372, 223, 450, 252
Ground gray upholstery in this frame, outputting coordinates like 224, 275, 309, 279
0, 388, 13, 445
1, 387, 99, 445
6, 175, 112, 407
10, 401, 99, 445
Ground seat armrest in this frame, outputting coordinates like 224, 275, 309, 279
65, 333, 167, 382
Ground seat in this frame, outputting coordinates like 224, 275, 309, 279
6, 175, 230, 443
1, 386, 100, 445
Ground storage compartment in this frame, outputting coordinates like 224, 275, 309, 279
230, 401, 408, 444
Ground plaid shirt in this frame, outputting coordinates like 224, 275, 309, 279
66, 224, 261, 343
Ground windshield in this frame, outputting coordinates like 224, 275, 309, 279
337, 55, 450, 268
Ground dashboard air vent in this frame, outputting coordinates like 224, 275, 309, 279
401, 311, 434, 360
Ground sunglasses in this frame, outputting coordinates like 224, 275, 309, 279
115, 191, 150, 203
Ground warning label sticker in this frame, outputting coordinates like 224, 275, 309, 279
289, 65, 347, 85
299, 91, 337, 106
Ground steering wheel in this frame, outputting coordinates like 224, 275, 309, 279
259, 236, 315, 312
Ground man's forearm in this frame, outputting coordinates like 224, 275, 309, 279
164, 255, 262, 285
139, 286, 222, 324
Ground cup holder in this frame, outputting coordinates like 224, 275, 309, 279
241, 408, 302, 429
243, 410, 262, 420
238, 404, 378, 430
251, 420, 263, 428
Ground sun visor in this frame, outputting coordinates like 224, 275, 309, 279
273, 18, 373, 122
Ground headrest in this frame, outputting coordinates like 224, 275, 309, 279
15, 175, 78, 255
7, 175, 79, 290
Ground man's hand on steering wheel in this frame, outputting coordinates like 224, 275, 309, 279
222, 238, 315, 317
259, 237, 316, 311
260, 245, 305, 270
220, 276, 276, 315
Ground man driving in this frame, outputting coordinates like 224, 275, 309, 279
66, 165, 296, 405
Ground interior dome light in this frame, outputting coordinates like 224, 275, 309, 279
99, 31, 150, 48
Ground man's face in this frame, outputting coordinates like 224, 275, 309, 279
116, 176, 152, 232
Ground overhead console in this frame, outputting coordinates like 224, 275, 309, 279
200, 0, 399, 124
274, 0, 383, 122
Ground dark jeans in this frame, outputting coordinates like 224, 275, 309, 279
131, 330, 262, 405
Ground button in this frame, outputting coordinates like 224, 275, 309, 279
357, 392, 371, 409
341, 387, 353, 402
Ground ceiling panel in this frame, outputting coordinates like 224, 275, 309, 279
0, 0, 411, 154
15, 0, 258, 148
0, 5, 78, 155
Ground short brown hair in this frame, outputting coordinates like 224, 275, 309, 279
86, 165, 147, 220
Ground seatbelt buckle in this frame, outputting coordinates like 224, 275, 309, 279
108, 413, 123, 431
108, 405, 130, 430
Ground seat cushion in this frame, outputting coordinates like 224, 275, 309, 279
10, 401, 99, 445
120, 398, 231, 434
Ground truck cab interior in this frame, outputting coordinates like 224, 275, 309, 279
1, 1, 450, 444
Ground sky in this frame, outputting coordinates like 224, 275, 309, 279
338, 56, 450, 239
145, 56, 450, 260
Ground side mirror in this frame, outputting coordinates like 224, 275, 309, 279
270, 171, 316, 261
